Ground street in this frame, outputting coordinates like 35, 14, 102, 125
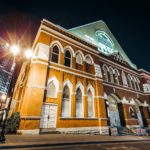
0, 134, 150, 150
25, 141, 150, 150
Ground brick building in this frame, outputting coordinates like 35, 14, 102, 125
10, 19, 150, 135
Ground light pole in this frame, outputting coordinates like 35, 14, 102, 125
0, 93, 7, 142
0, 44, 33, 143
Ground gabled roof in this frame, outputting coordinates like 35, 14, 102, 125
68, 20, 137, 69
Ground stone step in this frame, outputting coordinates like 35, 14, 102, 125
40, 128, 60, 134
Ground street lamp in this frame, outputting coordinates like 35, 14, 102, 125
10, 45, 20, 56
0, 43, 33, 142
0, 94, 7, 110
1, 94, 7, 102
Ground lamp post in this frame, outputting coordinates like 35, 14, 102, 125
0, 44, 33, 143
0, 93, 7, 142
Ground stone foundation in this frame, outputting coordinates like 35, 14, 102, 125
57, 126, 109, 135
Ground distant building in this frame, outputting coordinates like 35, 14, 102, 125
10, 19, 150, 135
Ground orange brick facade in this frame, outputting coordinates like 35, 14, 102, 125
9, 19, 150, 135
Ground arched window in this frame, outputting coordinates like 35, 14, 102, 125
109, 67, 114, 83
87, 89, 94, 117
47, 77, 59, 98
76, 53, 83, 64
132, 76, 137, 90
114, 69, 120, 85
122, 71, 128, 87
85, 55, 92, 73
129, 107, 135, 118
64, 50, 71, 67
47, 81, 57, 98
51, 45, 59, 63
128, 75, 133, 89
103, 65, 108, 81
61, 85, 70, 117
135, 77, 140, 91
76, 88, 83, 117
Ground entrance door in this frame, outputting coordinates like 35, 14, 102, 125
108, 96, 121, 127
135, 105, 143, 127
40, 104, 57, 128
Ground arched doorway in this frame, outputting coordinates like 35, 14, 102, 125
107, 95, 121, 127
135, 100, 144, 127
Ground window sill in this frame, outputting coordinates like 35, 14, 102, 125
60, 117, 98, 120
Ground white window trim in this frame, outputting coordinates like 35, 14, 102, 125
47, 76, 59, 98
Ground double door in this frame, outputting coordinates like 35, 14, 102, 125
40, 104, 57, 128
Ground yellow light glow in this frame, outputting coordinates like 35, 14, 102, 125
6, 43, 9, 48
1, 94, 7, 101
10, 45, 20, 55
25, 49, 33, 59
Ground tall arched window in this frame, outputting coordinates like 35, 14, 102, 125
114, 69, 120, 85
122, 71, 128, 87
87, 89, 94, 117
128, 75, 133, 89
47, 77, 59, 98
132, 76, 137, 90
85, 55, 92, 73
103, 65, 108, 81
76, 53, 83, 64
76, 88, 83, 117
135, 77, 140, 91
51, 45, 59, 63
64, 50, 71, 67
47, 81, 57, 98
61, 85, 70, 117
109, 67, 114, 83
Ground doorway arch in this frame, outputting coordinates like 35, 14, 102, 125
107, 94, 121, 127
135, 99, 144, 127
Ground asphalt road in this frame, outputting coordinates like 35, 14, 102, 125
18, 141, 150, 150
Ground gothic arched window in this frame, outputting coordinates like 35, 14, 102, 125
51, 45, 59, 63
47, 81, 57, 98
61, 85, 70, 117
128, 75, 133, 89
122, 71, 128, 87
76, 53, 83, 64
87, 89, 94, 117
85, 55, 92, 73
103, 65, 108, 81
114, 69, 120, 85
76, 88, 83, 117
64, 50, 71, 67
109, 67, 114, 83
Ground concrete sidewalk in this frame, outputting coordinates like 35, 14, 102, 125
0, 134, 150, 149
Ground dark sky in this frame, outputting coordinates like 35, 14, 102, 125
0, 0, 150, 71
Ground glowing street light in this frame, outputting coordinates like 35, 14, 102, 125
1, 94, 7, 102
10, 45, 20, 56
5, 43, 9, 48
25, 49, 33, 59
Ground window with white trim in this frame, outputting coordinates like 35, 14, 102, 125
122, 71, 128, 87
76, 53, 82, 64
64, 50, 71, 67
47, 81, 57, 98
51, 45, 59, 63
87, 89, 94, 117
61, 85, 70, 117
76, 88, 83, 117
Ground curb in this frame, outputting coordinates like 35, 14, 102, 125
0, 139, 150, 149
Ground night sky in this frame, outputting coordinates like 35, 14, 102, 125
0, 0, 150, 71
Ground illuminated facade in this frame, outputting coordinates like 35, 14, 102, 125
10, 19, 150, 135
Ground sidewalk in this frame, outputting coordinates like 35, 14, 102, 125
0, 134, 150, 149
